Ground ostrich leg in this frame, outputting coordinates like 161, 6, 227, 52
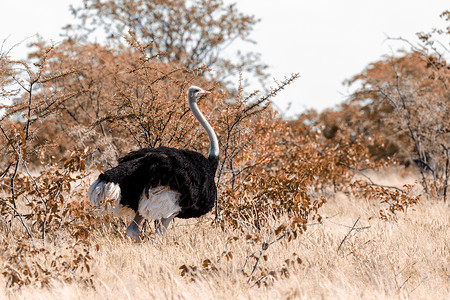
154, 213, 177, 235
126, 212, 144, 240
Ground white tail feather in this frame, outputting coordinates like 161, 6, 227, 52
88, 178, 133, 217
88, 178, 121, 206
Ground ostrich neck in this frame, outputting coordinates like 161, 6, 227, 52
189, 99, 219, 159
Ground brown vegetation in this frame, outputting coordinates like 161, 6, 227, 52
0, 1, 447, 297
305, 11, 449, 202
2, 179, 448, 299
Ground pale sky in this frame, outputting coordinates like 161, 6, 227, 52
1, 0, 448, 117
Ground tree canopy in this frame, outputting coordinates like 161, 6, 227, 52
65, 0, 269, 87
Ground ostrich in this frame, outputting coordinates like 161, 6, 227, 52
88, 86, 219, 240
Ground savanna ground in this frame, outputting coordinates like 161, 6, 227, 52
1, 169, 448, 300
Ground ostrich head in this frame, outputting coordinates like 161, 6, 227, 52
188, 86, 209, 101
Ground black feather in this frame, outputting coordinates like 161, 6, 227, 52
98, 146, 219, 219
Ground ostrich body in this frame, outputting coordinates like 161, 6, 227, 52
88, 86, 219, 239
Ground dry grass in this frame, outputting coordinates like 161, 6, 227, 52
1, 172, 449, 300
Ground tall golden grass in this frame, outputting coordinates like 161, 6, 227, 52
2, 171, 448, 300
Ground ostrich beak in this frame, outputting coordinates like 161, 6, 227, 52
199, 90, 210, 96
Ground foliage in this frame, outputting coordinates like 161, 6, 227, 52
1, 239, 93, 288
0, 34, 396, 288
0, 2, 428, 291
314, 11, 449, 201
0, 145, 95, 288
0, 50, 98, 288
351, 181, 421, 221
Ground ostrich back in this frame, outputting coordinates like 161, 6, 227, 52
99, 147, 219, 219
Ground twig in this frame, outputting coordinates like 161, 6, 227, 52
244, 230, 292, 283
408, 275, 428, 295
0, 162, 12, 180
54, 177, 84, 245
327, 219, 371, 231
338, 161, 402, 191
244, 213, 350, 284
387, 256, 400, 289
337, 216, 360, 253
0, 199, 34, 243
305, 213, 339, 226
